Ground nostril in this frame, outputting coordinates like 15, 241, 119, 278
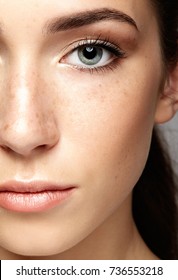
38, 144, 48, 150
1, 145, 10, 152
36, 144, 53, 152
1, 145, 19, 156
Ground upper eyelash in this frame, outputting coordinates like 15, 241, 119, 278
71, 37, 126, 58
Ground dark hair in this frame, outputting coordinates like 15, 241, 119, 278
133, 1, 178, 260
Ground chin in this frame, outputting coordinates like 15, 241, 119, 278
2, 231, 82, 259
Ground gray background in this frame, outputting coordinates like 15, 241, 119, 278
159, 113, 178, 177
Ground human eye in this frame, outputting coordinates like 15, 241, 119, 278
60, 38, 126, 73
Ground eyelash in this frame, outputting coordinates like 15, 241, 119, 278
61, 37, 126, 74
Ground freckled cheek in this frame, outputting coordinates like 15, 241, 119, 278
46, 70, 156, 173
48, 72, 154, 146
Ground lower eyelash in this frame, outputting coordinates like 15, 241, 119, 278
76, 58, 121, 75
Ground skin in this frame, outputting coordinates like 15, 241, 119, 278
0, 0, 177, 260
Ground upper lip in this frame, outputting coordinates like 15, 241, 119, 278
0, 181, 76, 193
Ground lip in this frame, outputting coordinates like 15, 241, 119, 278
0, 181, 76, 213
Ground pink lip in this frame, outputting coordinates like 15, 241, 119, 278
0, 181, 76, 213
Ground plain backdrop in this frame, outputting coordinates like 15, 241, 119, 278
159, 113, 178, 177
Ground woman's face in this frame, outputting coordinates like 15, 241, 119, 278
0, 0, 164, 257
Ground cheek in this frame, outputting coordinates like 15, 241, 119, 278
47, 68, 158, 203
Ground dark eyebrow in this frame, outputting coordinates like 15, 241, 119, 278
44, 8, 138, 34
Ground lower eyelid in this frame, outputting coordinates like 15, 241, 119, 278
59, 56, 123, 76
77, 58, 122, 74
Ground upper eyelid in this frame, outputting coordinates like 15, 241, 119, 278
61, 38, 125, 55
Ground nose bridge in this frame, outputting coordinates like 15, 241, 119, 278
4, 53, 39, 129
0, 51, 59, 156
9, 51, 37, 92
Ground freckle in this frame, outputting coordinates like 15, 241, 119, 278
4, 124, 9, 131
115, 175, 118, 181
51, 133, 57, 141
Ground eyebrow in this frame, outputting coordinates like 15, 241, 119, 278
44, 8, 138, 34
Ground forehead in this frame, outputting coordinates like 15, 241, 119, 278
0, 0, 155, 35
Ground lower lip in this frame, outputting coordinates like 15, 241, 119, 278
0, 189, 75, 213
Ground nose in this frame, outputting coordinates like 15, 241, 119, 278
0, 57, 59, 157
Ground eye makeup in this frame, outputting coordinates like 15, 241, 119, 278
59, 36, 126, 74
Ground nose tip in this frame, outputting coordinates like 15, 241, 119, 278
2, 142, 50, 157
0, 119, 59, 157
0, 105, 60, 157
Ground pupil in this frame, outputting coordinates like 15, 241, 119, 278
83, 47, 97, 60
